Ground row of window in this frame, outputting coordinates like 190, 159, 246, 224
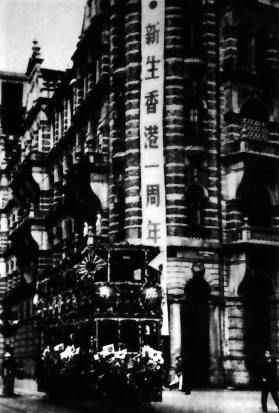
222, 8, 278, 76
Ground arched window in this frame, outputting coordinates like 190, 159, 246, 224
237, 180, 272, 228
186, 184, 206, 227
182, 266, 211, 387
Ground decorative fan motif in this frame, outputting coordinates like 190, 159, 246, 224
75, 250, 106, 280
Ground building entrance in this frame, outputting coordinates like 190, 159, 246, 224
181, 266, 211, 388
239, 270, 272, 386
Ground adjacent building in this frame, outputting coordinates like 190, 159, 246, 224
0, 0, 279, 388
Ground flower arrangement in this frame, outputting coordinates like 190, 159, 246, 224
38, 343, 94, 401
38, 344, 164, 403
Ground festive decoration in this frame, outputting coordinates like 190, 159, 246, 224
140, 283, 162, 314
38, 344, 163, 403
34, 249, 163, 403
75, 249, 106, 280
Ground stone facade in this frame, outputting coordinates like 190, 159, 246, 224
0, 0, 279, 387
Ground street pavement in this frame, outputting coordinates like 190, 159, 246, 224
0, 385, 275, 413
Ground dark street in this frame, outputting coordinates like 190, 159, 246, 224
0, 389, 268, 413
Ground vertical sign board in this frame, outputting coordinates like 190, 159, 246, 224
140, 0, 168, 335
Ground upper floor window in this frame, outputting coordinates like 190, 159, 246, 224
237, 180, 273, 228
1, 81, 24, 135
238, 24, 269, 75
189, 108, 199, 135
185, 98, 205, 139
183, 0, 204, 59
186, 184, 206, 227
114, 171, 125, 240
113, 0, 126, 70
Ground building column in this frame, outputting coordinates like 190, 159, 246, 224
209, 301, 224, 387
169, 301, 182, 379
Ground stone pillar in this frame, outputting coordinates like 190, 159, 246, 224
203, 0, 219, 243
266, 26, 279, 76
108, 2, 121, 239
125, 0, 142, 241
169, 301, 182, 379
221, 9, 238, 71
164, 0, 187, 239
209, 301, 224, 386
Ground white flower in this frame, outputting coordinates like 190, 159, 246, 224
141, 345, 151, 357
61, 347, 70, 359
152, 351, 164, 364
115, 349, 127, 359
54, 343, 64, 352
72, 346, 80, 355
42, 346, 50, 359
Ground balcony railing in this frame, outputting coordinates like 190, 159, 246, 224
223, 139, 279, 158
226, 225, 279, 245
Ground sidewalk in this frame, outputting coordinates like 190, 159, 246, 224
3, 378, 44, 396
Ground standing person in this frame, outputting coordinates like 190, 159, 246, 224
169, 355, 182, 390
175, 356, 184, 391
261, 350, 279, 412
182, 355, 192, 395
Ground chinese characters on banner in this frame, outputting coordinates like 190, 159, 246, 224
140, 0, 166, 248
140, 0, 168, 335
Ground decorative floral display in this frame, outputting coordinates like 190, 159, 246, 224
74, 250, 106, 280
38, 344, 164, 403
35, 249, 163, 403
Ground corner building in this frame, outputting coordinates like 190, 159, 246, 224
1, 0, 279, 388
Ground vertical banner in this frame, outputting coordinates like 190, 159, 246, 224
140, 0, 168, 335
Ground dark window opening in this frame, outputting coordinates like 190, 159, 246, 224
56, 226, 63, 243
97, 319, 118, 351
114, 81, 125, 143
185, 98, 205, 141
183, 0, 203, 59
66, 220, 73, 238
240, 99, 269, 123
182, 274, 210, 388
110, 249, 145, 282
1, 82, 24, 135
189, 108, 200, 136
237, 181, 272, 228
120, 321, 139, 352
114, 172, 125, 240
238, 26, 269, 75
186, 184, 206, 227
239, 271, 273, 386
